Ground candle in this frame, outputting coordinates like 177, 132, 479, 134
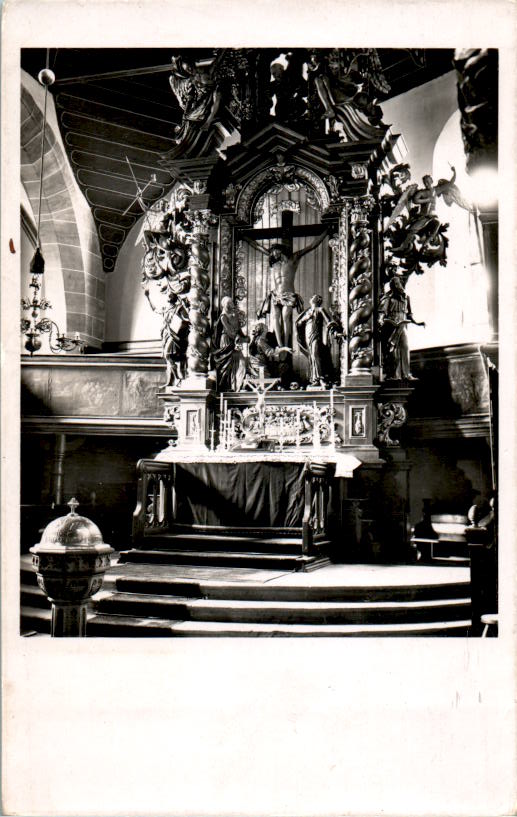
330, 389, 335, 447
219, 392, 224, 418
296, 407, 301, 447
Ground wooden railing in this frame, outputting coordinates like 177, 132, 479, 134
302, 461, 335, 556
132, 459, 175, 544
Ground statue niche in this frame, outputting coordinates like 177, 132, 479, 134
231, 164, 337, 388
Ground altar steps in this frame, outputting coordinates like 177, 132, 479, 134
91, 590, 471, 626
118, 548, 328, 571
120, 530, 332, 572
131, 532, 311, 553
20, 556, 473, 637
113, 574, 470, 603
20, 605, 471, 637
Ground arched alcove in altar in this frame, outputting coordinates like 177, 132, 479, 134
234, 185, 332, 382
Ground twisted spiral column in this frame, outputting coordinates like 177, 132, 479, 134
348, 196, 375, 375
186, 209, 216, 379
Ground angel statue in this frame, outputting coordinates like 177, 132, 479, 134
296, 294, 346, 387
307, 49, 388, 142
385, 165, 472, 274
169, 53, 224, 144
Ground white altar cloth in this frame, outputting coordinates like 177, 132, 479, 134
154, 447, 362, 479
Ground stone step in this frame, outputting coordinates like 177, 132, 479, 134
118, 548, 324, 571
20, 563, 38, 586
20, 605, 174, 637
21, 584, 50, 609
140, 619, 473, 637
92, 590, 471, 625
19, 605, 472, 638
114, 574, 471, 603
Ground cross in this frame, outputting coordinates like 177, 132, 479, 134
244, 366, 279, 396
240, 209, 324, 253
244, 367, 279, 436
68, 497, 80, 515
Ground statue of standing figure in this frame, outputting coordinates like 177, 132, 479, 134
378, 275, 425, 380
296, 294, 345, 387
213, 297, 249, 392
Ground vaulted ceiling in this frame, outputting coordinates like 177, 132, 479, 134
21, 48, 455, 273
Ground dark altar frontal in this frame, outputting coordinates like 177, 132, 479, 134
128, 47, 455, 564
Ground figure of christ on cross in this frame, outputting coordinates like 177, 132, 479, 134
242, 210, 328, 352
244, 366, 279, 440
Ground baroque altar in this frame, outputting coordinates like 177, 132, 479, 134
130, 48, 469, 560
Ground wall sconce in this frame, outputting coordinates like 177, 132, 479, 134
20, 58, 85, 356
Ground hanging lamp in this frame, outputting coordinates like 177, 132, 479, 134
20, 53, 84, 355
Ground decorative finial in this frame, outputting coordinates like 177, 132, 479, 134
67, 497, 80, 515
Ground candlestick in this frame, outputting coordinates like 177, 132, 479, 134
209, 425, 216, 452
313, 402, 321, 450
330, 389, 335, 448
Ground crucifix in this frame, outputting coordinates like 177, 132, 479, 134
244, 366, 279, 438
67, 497, 80, 516
241, 209, 328, 350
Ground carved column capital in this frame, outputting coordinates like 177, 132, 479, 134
185, 208, 218, 238
350, 194, 375, 222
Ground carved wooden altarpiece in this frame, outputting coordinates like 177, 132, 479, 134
135, 48, 420, 558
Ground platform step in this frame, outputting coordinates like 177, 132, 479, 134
137, 533, 309, 553
118, 548, 323, 571
92, 590, 471, 625
114, 575, 470, 603
19, 605, 472, 637
140, 619, 473, 637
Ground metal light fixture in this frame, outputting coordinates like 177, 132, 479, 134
21, 57, 85, 356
